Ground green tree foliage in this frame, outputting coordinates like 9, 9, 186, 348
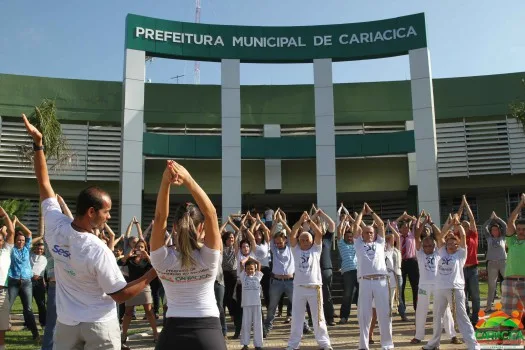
509, 78, 525, 132
18, 99, 73, 170
0, 199, 32, 218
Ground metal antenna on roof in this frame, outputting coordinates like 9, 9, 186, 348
194, 0, 201, 84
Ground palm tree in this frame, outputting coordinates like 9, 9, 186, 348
18, 99, 73, 235
509, 78, 525, 132
0, 198, 31, 218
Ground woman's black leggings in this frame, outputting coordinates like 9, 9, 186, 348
156, 317, 227, 350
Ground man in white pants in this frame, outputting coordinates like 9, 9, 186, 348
410, 213, 461, 345
286, 212, 332, 350
423, 215, 480, 350
354, 203, 394, 350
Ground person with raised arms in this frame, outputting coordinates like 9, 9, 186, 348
22, 114, 157, 349
502, 193, 525, 317
482, 211, 507, 312
263, 211, 295, 337
456, 195, 480, 326
230, 214, 257, 339
423, 214, 480, 350
149, 160, 226, 350
353, 203, 394, 350
0, 208, 15, 350
409, 212, 461, 346
336, 213, 358, 325
286, 212, 332, 350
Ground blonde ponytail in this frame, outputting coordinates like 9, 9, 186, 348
177, 212, 200, 269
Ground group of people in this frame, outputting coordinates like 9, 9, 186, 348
0, 113, 522, 350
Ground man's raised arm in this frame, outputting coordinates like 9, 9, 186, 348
22, 114, 55, 201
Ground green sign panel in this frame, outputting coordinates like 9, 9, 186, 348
125, 13, 427, 63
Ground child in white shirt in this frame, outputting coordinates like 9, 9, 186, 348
239, 257, 263, 350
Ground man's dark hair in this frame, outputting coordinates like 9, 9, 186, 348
76, 186, 110, 217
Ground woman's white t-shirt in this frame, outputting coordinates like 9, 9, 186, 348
291, 243, 322, 286
150, 245, 220, 318
355, 235, 388, 278
254, 243, 270, 268
435, 246, 467, 290
416, 247, 438, 285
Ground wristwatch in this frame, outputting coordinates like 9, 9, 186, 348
33, 143, 44, 151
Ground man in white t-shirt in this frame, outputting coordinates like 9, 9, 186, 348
423, 215, 480, 350
0, 208, 15, 350
286, 212, 332, 350
23, 114, 157, 349
353, 203, 393, 350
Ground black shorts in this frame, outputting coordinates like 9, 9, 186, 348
155, 316, 227, 350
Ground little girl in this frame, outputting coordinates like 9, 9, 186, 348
239, 257, 263, 350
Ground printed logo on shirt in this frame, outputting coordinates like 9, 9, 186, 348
363, 243, 376, 260
64, 268, 76, 277
159, 267, 213, 283
490, 238, 502, 248
299, 251, 311, 273
438, 255, 454, 275
424, 254, 436, 273
418, 287, 427, 296
52, 245, 71, 259
243, 275, 261, 291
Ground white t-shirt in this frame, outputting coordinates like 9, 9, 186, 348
435, 247, 467, 290
30, 254, 47, 277
254, 243, 270, 268
264, 209, 274, 222
416, 247, 438, 285
0, 244, 13, 286
150, 244, 220, 318
42, 198, 127, 326
355, 235, 388, 278
292, 243, 322, 286
240, 270, 263, 307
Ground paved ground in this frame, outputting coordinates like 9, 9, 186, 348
123, 309, 471, 349
11, 302, 523, 349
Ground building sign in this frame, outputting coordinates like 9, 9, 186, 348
125, 13, 427, 63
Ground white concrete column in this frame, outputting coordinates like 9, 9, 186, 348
409, 48, 441, 225
221, 59, 241, 223
264, 124, 282, 192
405, 120, 418, 186
313, 59, 337, 221
120, 49, 145, 232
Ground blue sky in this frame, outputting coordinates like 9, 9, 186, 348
1, 0, 523, 85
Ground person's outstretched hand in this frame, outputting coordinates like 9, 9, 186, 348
22, 114, 43, 146
169, 160, 192, 186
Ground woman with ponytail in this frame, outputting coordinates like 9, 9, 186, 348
149, 160, 225, 350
